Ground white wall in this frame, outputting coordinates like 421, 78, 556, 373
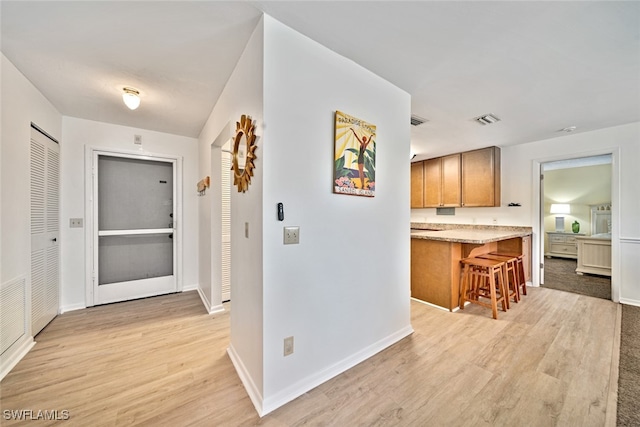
1, 53, 62, 285
260, 16, 412, 413
60, 117, 199, 311
199, 15, 412, 416
413, 122, 639, 303
1, 53, 62, 378
504, 123, 639, 305
543, 163, 612, 236
197, 17, 265, 404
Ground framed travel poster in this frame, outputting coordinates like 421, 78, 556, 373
334, 111, 376, 197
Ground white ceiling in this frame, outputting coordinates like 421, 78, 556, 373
2, 1, 639, 159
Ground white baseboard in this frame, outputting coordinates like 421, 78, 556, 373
411, 297, 459, 312
208, 304, 225, 315
260, 324, 414, 416
182, 283, 198, 292
619, 298, 640, 307
196, 287, 226, 315
0, 336, 35, 381
227, 344, 264, 416
59, 303, 86, 314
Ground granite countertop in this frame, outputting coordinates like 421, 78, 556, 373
410, 223, 532, 244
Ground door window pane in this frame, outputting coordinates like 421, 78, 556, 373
98, 156, 173, 230
98, 234, 173, 285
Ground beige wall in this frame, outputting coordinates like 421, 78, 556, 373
544, 163, 612, 235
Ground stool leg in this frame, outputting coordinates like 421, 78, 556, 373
488, 270, 498, 319
460, 264, 469, 310
508, 261, 519, 303
518, 258, 527, 296
497, 267, 508, 313
501, 264, 510, 310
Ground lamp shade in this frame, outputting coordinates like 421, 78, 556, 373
550, 203, 570, 214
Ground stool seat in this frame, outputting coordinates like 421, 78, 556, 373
459, 257, 508, 319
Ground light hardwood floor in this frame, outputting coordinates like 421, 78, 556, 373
0, 288, 620, 426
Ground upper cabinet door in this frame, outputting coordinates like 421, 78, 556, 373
423, 158, 443, 207
461, 146, 501, 207
410, 161, 425, 208
441, 154, 461, 207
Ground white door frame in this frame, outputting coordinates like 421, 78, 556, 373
531, 147, 620, 302
84, 146, 183, 307
200, 122, 231, 314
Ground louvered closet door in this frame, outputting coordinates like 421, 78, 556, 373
30, 127, 60, 336
221, 152, 231, 302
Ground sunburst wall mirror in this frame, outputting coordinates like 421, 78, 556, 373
231, 114, 258, 192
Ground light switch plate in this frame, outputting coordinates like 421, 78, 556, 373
70, 218, 83, 228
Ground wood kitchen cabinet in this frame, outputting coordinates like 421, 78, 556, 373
411, 146, 500, 209
461, 146, 501, 207
410, 161, 424, 208
423, 154, 461, 207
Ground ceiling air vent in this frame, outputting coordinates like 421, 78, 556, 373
410, 115, 427, 126
474, 113, 501, 125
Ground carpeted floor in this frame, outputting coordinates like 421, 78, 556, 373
542, 257, 611, 300
618, 304, 640, 426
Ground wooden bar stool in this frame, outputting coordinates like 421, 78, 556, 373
459, 257, 508, 319
477, 253, 520, 305
490, 252, 527, 297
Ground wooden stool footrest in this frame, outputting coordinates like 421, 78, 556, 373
459, 257, 508, 319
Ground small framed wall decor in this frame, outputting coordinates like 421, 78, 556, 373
334, 111, 376, 197
231, 114, 258, 193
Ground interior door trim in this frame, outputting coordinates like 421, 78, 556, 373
84, 146, 183, 307
531, 147, 620, 303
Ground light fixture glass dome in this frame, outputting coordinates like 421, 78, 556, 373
122, 87, 140, 110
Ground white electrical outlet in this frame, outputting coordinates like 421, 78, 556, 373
283, 226, 300, 244
69, 218, 83, 228
284, 336, 294, 356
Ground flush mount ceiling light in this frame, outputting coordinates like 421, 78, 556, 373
474, 113, 501, 125
122, 87, 141, 110
560, 126, 577, 133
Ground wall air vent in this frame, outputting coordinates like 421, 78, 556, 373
474, 113, 501, 125
410, 115, 427, 126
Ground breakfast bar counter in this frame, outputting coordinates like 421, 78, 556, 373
411, 228, 531, 244
410, 223, 532, 310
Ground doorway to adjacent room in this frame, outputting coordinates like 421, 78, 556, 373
540, 154, 612, 300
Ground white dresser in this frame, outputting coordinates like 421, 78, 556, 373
576, 234, 612, 276
546, 232, 585, 259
